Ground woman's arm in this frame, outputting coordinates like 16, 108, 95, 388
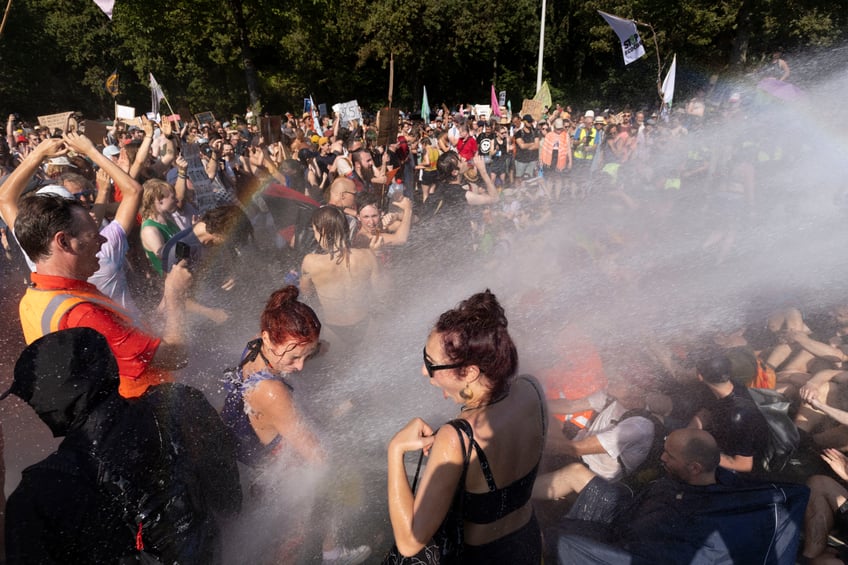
388, 420, 462, 557
248, 380, 325, 464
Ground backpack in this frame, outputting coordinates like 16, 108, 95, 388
91, 393, 216, 565
748, 387, 800, 473
613, 409, 668, 491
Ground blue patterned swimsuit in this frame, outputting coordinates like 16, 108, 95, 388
221, 340, 294, 467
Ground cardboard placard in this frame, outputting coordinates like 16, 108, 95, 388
259, 116, 283, 144
332, 100, 362, 128
376, 107, 399, 147
81, 120, 108, 145
519, 99, 544, 121
115, 104, 135, 119
194, 111, 215, 126
474, 105, 491, 121
37, 111, 75, 133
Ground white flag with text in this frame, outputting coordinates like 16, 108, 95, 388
598, 11, 646, 65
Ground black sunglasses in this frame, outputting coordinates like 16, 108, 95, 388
423, 347, 463, 378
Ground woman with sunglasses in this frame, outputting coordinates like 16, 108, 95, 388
221, 286, 371, 564
387, 290, 547, 563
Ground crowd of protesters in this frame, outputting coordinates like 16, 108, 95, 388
0, 81, 847, 564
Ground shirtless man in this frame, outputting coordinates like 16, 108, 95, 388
300, 206, 386, 347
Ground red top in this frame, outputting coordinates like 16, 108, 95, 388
31, 272, 170, 397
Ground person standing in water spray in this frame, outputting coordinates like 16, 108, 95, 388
221, 285, 371, 564
386, 289, 547, 563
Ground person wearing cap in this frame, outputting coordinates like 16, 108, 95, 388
514, 114, 541, 181
572, 110, 599, 179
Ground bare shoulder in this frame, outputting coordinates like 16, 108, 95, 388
245, 378, 294, 411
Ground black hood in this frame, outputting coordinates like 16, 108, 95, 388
9, 328, 119, 437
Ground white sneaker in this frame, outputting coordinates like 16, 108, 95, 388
321, 545, 372, 565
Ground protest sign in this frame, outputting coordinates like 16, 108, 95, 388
181, 142, 217, 213
332, 100, 362, 127
115, 104, 135, 119
474, 105, 491, 121
376, 107, 399, 147
499, 90, 507, 107
38, 112, 76, 133
81, 120, 108, 145
194, 112, 215, 126
260, 116, 283, 144
519, 99, 544, 121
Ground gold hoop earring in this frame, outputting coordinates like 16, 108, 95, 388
459, 385, 473, 401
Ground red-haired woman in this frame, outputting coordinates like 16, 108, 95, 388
387, 289, 547, 563
221, 285, 370, 563
221, 285, 323, 467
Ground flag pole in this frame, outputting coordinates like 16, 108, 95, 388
0, 0, 12, 38
634, 20, 664, 102
536, 0, 546, 93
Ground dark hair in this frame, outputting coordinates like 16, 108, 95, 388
355, 192, 381, 215
202, 205, 253, 247
435, 289, 517, 400
436, 151, 460, 183
696, 353, 732, 384
261, 285, 321, 347
680, 431, 720, 473
311, 205, 350, 265
15, 194, 86, 262
350, 149, 369, 166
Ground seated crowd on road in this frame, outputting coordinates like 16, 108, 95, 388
0, 89, 847, 564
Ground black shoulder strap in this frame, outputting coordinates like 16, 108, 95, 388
518, 374, 548, 441
447, 419, 496, 491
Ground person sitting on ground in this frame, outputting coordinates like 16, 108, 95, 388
535, 428, 808, 565
543, 374, 657, 482
688, 352, 770, 472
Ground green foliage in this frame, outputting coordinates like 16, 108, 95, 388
0, 0, 845, 121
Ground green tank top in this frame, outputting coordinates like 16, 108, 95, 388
142, 217, 180, 275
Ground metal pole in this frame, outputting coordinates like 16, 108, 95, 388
536, 0, 546, 93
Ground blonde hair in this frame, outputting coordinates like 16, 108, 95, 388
141, 178, 174, 219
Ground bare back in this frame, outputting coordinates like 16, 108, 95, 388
300, 248, 381, 326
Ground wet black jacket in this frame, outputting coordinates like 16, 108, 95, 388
5, 328, 241, 565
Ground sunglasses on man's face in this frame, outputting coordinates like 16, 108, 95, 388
423, 347, 464, 378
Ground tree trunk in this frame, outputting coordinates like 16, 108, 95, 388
729, 0, 754, 67
228, 0, 261, 109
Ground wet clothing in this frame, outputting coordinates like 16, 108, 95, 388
141, 217, 180, 275
19, 272, 170, 398
702, 382, 769, 465
221, 339, 293, 467
457, 376, 547, 561
5, 328, 241, 565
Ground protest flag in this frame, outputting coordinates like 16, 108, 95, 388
94, 0, 114, 19
104, 70, 119, 98
310, 95, 323, 135
421, 86, 431, 121
149, 73, 165, 116
598, 10, 646, 65
533, 81, 552, 111
662, 54, 677, 106
490, 85, 501, 117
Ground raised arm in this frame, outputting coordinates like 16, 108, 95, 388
63, 132, 142, 235
465, 155, 499, 206
129, 117, 154, 180
0, 138, 67, 229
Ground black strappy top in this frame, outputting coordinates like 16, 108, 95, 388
458, 375, 547, 525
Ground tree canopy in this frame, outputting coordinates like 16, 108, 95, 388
0, 0, 844, 119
